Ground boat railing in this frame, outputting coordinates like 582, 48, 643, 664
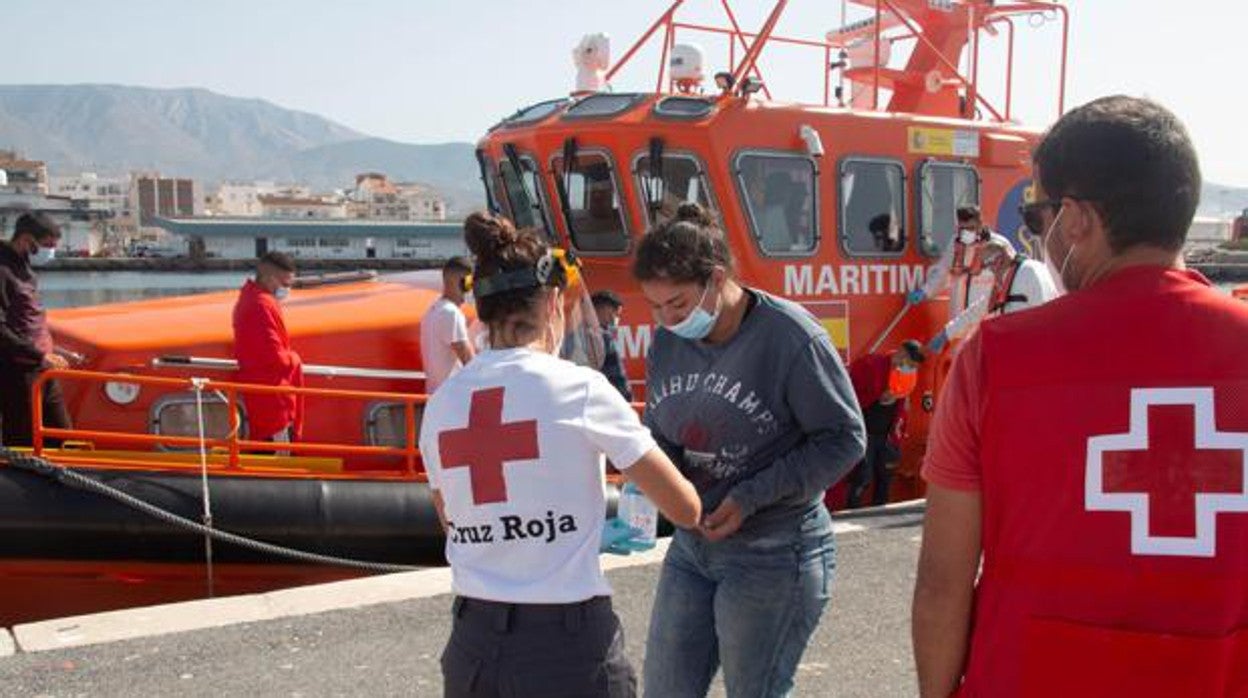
28, 369, 428, 478
606, 0, 1068, 119
150, 355, 426, 382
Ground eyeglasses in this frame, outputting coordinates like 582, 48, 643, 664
1018, 199, 1062, 237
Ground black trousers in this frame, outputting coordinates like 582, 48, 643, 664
0, 368, 71, 447
442, 595, 636, 698
847, 433, 894, 508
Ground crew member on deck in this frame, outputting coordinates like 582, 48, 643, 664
926, 238, 1057, 353
232, 251, 302, 443
420, 255, 475, 394
845, 339, 924, 508
913, 96, 1248, 697
419, 212, 699, 698
907, 205, 1014, 314
0, 212, 71, 447
590, 289, 632, 401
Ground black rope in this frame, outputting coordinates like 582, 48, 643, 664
0, 447, 420, 575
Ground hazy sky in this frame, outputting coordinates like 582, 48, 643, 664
6, 1, 1246, 184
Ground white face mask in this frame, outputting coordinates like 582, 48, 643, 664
274, 286, 290, 302
30, 245, 56, 267
958, 229, 979, 245
1041, 207, 1074, 295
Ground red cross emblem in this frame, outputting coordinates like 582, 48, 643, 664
1086, 387, 1248, 557
438, 387, 540, 505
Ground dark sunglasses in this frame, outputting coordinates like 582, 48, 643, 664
1018, 199, 1062, 237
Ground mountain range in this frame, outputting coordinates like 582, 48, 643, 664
0, 84, 484, 213
0, 83, 1243, 218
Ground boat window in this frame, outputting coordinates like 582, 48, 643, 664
365, 402, 425, 448
475, 150, 502, 215
634, 153, 717, 226
498, 98, 569, 128
653, 96, 716, 120
839, 158, 906, 257
499, 157, 554, 241
552, 151, 630, 254
563, 93, 645, 120
151, 392, 246, 450
918, 161, 979, 258
735, 152, 818, 256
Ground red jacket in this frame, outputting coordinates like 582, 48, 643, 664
961, 267, 1248, 696
232, 280, 302, 440
847, 351, 906, 443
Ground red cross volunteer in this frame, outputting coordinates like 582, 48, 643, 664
419, 212, 699, 698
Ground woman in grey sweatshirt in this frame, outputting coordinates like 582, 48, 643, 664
634, 203, 866, 698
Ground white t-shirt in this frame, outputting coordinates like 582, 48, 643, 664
419, 297, 469, 393
419, 347, 656, 603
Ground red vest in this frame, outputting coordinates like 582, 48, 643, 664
964, 267, 1248, 697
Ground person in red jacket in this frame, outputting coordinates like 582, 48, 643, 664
232, 251, 302, 443
914, 95, 1248, 697
845, 339, 925, 507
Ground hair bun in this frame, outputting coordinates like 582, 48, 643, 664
675, 202, 713, 226
463, 211, 518, 259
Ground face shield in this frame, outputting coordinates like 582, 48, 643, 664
551, 249, 606, 370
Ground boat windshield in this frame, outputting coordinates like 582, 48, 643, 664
635, 152, 717, 226
552, 151, 629, 254
499, 157, 554, 241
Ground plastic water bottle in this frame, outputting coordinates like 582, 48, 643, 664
618, 481, 658, 548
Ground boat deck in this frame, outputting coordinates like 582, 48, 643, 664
0, 503, 924, 697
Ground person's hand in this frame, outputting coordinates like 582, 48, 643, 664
699, 497, 745, 542
42, 352, 69, 370
928, 330, 949, 353
906, 288, 926, 305
600, 518, 655, 554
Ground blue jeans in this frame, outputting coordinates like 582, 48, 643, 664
642, 504, 835, 698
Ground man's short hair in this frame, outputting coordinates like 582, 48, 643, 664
1033, 95, 1199, 253
443, 256, 472, 275
258, 250, 296, 274
955, 205, 981, 224
14, 212, 61, 242
900, 339, 926, 364
591, 289, 623, 310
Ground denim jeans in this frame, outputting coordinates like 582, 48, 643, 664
642, 503, 835, 698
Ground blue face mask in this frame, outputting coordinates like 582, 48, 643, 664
274, 286, 290, 302
30, 245, 56, 267
665, 282, 720, 341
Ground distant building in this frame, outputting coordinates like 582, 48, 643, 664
48, 172, 137, 251
0, 191, 114, 255
154, 217, 467, 261
349, 173, 446, 221
259, 194, 348, 219
0, 151, 49, 195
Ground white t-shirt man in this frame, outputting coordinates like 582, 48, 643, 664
419, 347, 656, 604
420, 296, 470, 393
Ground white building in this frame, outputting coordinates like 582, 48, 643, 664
153, 217, 467, 261
0, 191, 113, 256
349, 173, 446, 221
259, 195, 348, 219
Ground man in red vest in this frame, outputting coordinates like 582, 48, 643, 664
914, 95, 1248, 697
232, 251, 302, 443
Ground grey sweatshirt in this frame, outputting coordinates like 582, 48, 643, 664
644, 289, 866, 533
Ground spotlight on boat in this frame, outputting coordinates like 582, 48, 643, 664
738, 76, 764, 96
799, 125, 825, 158
714, 71, 735, 93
